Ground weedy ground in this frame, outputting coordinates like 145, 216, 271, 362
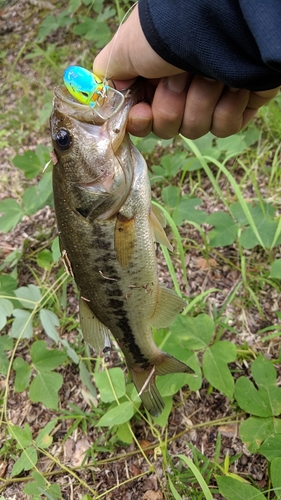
0, 1, 281, 499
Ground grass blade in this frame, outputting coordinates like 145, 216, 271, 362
177, 454, 215, 499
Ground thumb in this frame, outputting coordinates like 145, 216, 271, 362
93, 5, 183, 81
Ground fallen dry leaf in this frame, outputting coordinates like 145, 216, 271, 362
196, 257, 217, 270
218, 424, 238, 438
139, 439, 154, 456
64, 438, 74, 462
130, 463, 142, 476
142, 490, 163, 500
71, 438, 90, 467
0, 460, 8, 478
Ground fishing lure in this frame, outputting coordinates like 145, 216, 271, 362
63, 66, 125, 119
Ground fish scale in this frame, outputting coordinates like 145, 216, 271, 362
50, 83, 195, 416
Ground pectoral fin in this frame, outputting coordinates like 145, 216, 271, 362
114, 213, 135, 268
79, 297, 111, 354
149, 210, 172, 250
151, 285, 186, 329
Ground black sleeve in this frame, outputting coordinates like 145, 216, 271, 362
138, 0, 281, 91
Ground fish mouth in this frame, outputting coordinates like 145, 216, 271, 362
53, 86, 107, 124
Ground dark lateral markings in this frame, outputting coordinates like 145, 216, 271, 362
92, 238, 112, 251
115, 314, 149, 366
109, 298, 124, 309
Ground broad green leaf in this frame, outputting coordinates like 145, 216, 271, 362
251, 354, 278, 386
157, 373, 189, 397
159, 152, 188, 178
10, 423, 32, 448
12, 150, 42, 179
161, 185, 180, 210
23, 470, 46, 496
35, 419, 58, 449
13, 357, 32, 392
15, 284, 42, 309
116, 423, 133, 444
203, 341, 236, 399
10, 309, 33, 339
0, 351, 9, 375
0, 274, 17, 296
51, 236, 61, 262
240, 219, 281, 249
170, 314, 215, 349
0, 298, 13, 329
31, 340, 67, 371
235, 356, 281, 417
36, 14, 57, 43
156, 343, 202, 391
79, 360, 97, 397
270, 259, 281, 279
35, 144, 50, 165
44, 483, 62, 499
271, 457, 281, 499
11, 447, 38, 477
216, 134, 247, 156
95, 367, 126, 403
36, 249, 53, 271
259, 433, 281, 461
61, 338, 79, 364
239, 417, 281, 453
133, 134, 159, 154
96, 401, 135, 426
39, 309, 60, 343
29, 371, 63, 409
172, 197, 207, 226
0, 335, 13, 351
22, 186, 46, 216
243, 125, 260, 147
74, 17, 111, 47
183, 132, 214, 153
217, 475, 266, 500
0, 199, 23, 233
207, 212, 238, 247
231, 201, 281, 249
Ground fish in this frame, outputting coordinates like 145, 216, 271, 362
50, 83, 195, 416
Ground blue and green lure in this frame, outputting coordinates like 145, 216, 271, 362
63, 66, 125, 119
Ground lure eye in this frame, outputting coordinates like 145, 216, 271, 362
55, 129, 72, 151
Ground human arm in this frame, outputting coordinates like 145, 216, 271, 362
93, 2, 280, 139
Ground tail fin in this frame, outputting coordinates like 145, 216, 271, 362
130, 366, 164, 417
130, 354, 195, 416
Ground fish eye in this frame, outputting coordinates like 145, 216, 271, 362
55, 128, 72, 151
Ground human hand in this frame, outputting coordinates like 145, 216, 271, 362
93, 6, 280, 140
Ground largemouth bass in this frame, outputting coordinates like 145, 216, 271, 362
50, 84, 194, 416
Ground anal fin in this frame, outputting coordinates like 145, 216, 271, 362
155, 353, 194, 376
79, 297, 111, 354
152, 285, 186, 329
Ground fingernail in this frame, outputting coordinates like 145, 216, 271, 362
203, 76, 216, 82
130, 116, 151, 133
229, 87, 240, 92
167, 73, 189, 93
